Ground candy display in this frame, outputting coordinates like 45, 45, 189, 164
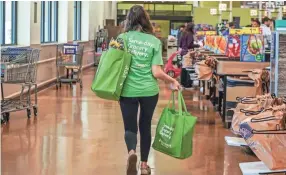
204, 35, 216, 51
240, 34, 265, 62
195, 24, 215, 47
226, 35, 241, 58
214, 36, 227, 54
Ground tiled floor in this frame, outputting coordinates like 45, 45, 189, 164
1, 67, 258, 175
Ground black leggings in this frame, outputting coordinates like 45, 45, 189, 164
119, 94, 159, 162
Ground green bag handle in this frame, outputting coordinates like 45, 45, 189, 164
179, 91, 188, 114
167, 91, 175, 109
167, 91, 188, 115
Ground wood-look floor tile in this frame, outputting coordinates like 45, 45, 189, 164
1, 68, 258, 175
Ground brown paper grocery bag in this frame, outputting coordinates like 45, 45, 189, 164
240, 122, 286, 170
194, 60, 213, 80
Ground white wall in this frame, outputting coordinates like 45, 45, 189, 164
111, 1, 117, 24
16, 1, 116, 45
2, 1, 117, 98
81, 1, 90, 41
89, 1, 97, 41
67, 1, 74, 41
88, 1, 112, 41
30, 1, 41, 45
17, 1, 31, 46
58, 1, 68, 43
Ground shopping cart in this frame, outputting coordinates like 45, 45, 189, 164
1, 48, 40, 123
56, 44, 84, 89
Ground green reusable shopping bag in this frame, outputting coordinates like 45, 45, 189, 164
152, 91, 197, 159
91, 34, 131, 101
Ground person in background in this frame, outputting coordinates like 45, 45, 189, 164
118, 5, 181, 175
252, 19, 261, 27
179, 23, 199, 88
261, 16, 272, 49
177, 25, 185, 49
222, 22, 235, 36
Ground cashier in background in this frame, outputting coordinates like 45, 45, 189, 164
261, 17, 272, 49
251, 19, 261, 27
179, 23, 200, 88
222, 22, 235, 36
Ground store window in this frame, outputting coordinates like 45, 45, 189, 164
0, 1, 17, 45
74, 1, 81, 41
41, 1, 58, 43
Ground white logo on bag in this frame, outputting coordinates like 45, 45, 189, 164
159, 139, 172, 148
158, 125, 175, 148
122, 65, 129, 79
120, 65, 129, 87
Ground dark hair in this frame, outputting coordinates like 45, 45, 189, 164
262, 17, 270, 24
124, 5, 154, 34
185, 23, 194, 34
179, 25, 185, 29
252, 19, 261, 26
229, 22, 234, 28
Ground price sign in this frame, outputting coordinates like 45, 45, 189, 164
63, 45, 77, 55
196, 31, 205, 36
230, 28, 261, 35
250, 9, 257, 17
196, 31, 216, 36
265, 2, 275, 9
210, 8, 217, 15
241, 27, 261, 34
205, 31, 217, 35
219, 3, 227, 11
230, 29, 243, 35
275, 1, 284, 6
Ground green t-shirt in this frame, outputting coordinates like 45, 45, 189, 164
118, 31, 163, 97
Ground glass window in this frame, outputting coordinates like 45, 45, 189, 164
0, 1, 17, 45
41, 1, 58, 43
74, 1, 81, 41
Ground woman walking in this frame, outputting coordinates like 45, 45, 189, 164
118, 5, 181, 175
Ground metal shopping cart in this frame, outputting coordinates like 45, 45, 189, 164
1, 48, 40, 123
56, 44, 84, 89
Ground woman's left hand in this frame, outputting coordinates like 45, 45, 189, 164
170, 80, 182, 91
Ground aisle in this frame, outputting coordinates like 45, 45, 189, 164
1, 67, 257, 175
